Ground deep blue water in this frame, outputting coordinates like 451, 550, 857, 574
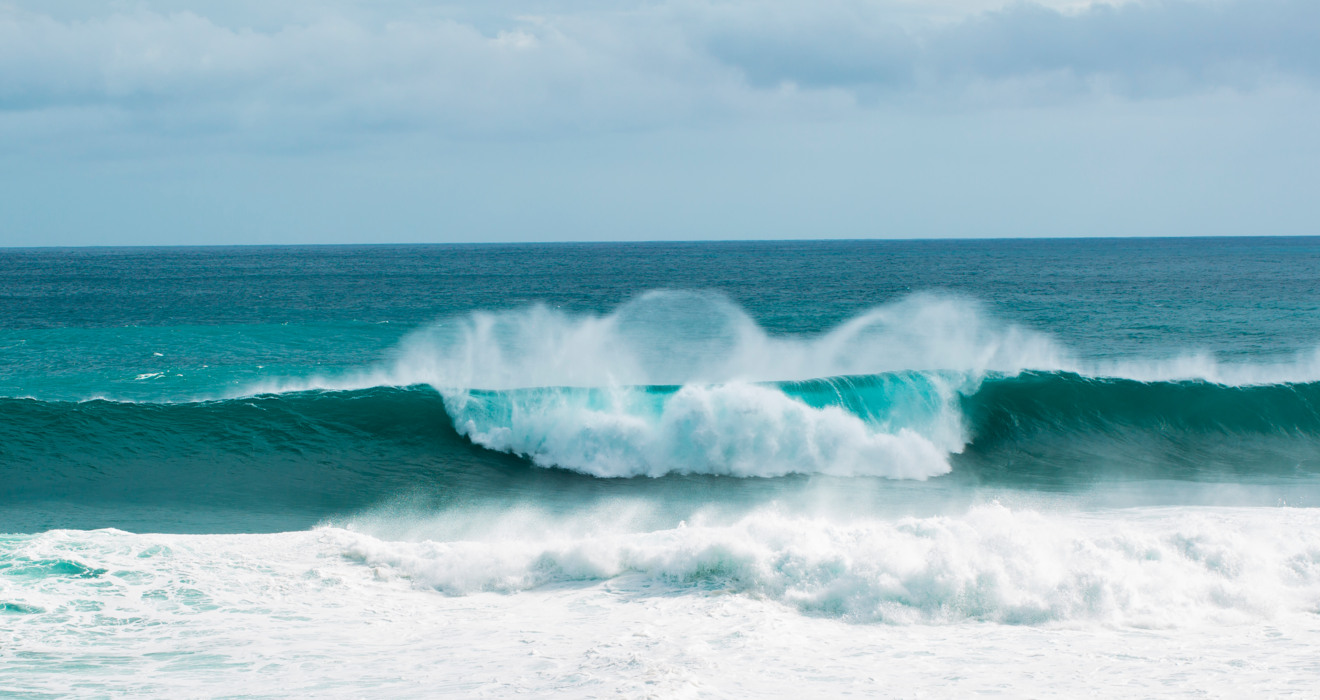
4, 238, 1320, 534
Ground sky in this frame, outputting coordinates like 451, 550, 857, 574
0, 0, 1317, 245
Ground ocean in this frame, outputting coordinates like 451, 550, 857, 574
3, 238, 1320, 697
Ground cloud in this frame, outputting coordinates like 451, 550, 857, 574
690, 0, 1320, 93
928, 0, 1320, 94
0, 0, 1316, 142
0, 11, 721, 136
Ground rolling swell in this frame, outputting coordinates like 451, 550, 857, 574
962, 372, 1320, 482
0, 388, 559, 531
3, 373, 1320, 530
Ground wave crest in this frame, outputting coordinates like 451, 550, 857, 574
236, 290, 1320, 404
242, 291, 1065, 396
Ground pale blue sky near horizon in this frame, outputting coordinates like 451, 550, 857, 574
1, 0, 1317, 246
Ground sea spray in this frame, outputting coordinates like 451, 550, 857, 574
231, 292, 1072, 397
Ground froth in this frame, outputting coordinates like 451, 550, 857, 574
337, 505, 1320, 626
8, 514, 1320, 698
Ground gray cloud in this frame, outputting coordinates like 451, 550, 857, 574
0, 0, 1316, 141
695, 2, 920, 88
697, 0, 1320, 92
929, 1, 1320, 93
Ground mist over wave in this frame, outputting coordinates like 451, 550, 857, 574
220, 292, 1320, 478
238, 292, 1320, 399
245, 292, 1065, 394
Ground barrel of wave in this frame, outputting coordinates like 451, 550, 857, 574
439, 371, 972, 479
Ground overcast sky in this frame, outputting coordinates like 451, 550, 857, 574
1, 0, 1317, 245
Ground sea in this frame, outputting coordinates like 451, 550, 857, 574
3, 238, 1320, 698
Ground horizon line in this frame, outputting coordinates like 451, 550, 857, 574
4, 234, 1319, 251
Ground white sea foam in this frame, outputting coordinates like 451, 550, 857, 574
6, 507, 1320, 698
337, 504, 1320, 626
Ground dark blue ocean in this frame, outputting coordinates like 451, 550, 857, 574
5, 239, 1320, 697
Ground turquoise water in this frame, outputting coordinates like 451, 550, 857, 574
4, 239, 1320, 532
5, 240, 1320, 698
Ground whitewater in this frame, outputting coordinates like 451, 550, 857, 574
4, 240, 1320, 698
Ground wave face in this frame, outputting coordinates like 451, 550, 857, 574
963, 372, 1320, 481
0, 387, 479, 530
5, 371, 1320, 527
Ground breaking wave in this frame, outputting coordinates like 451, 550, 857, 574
6, 292, 1320, 488
337, 504, 1320, 625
